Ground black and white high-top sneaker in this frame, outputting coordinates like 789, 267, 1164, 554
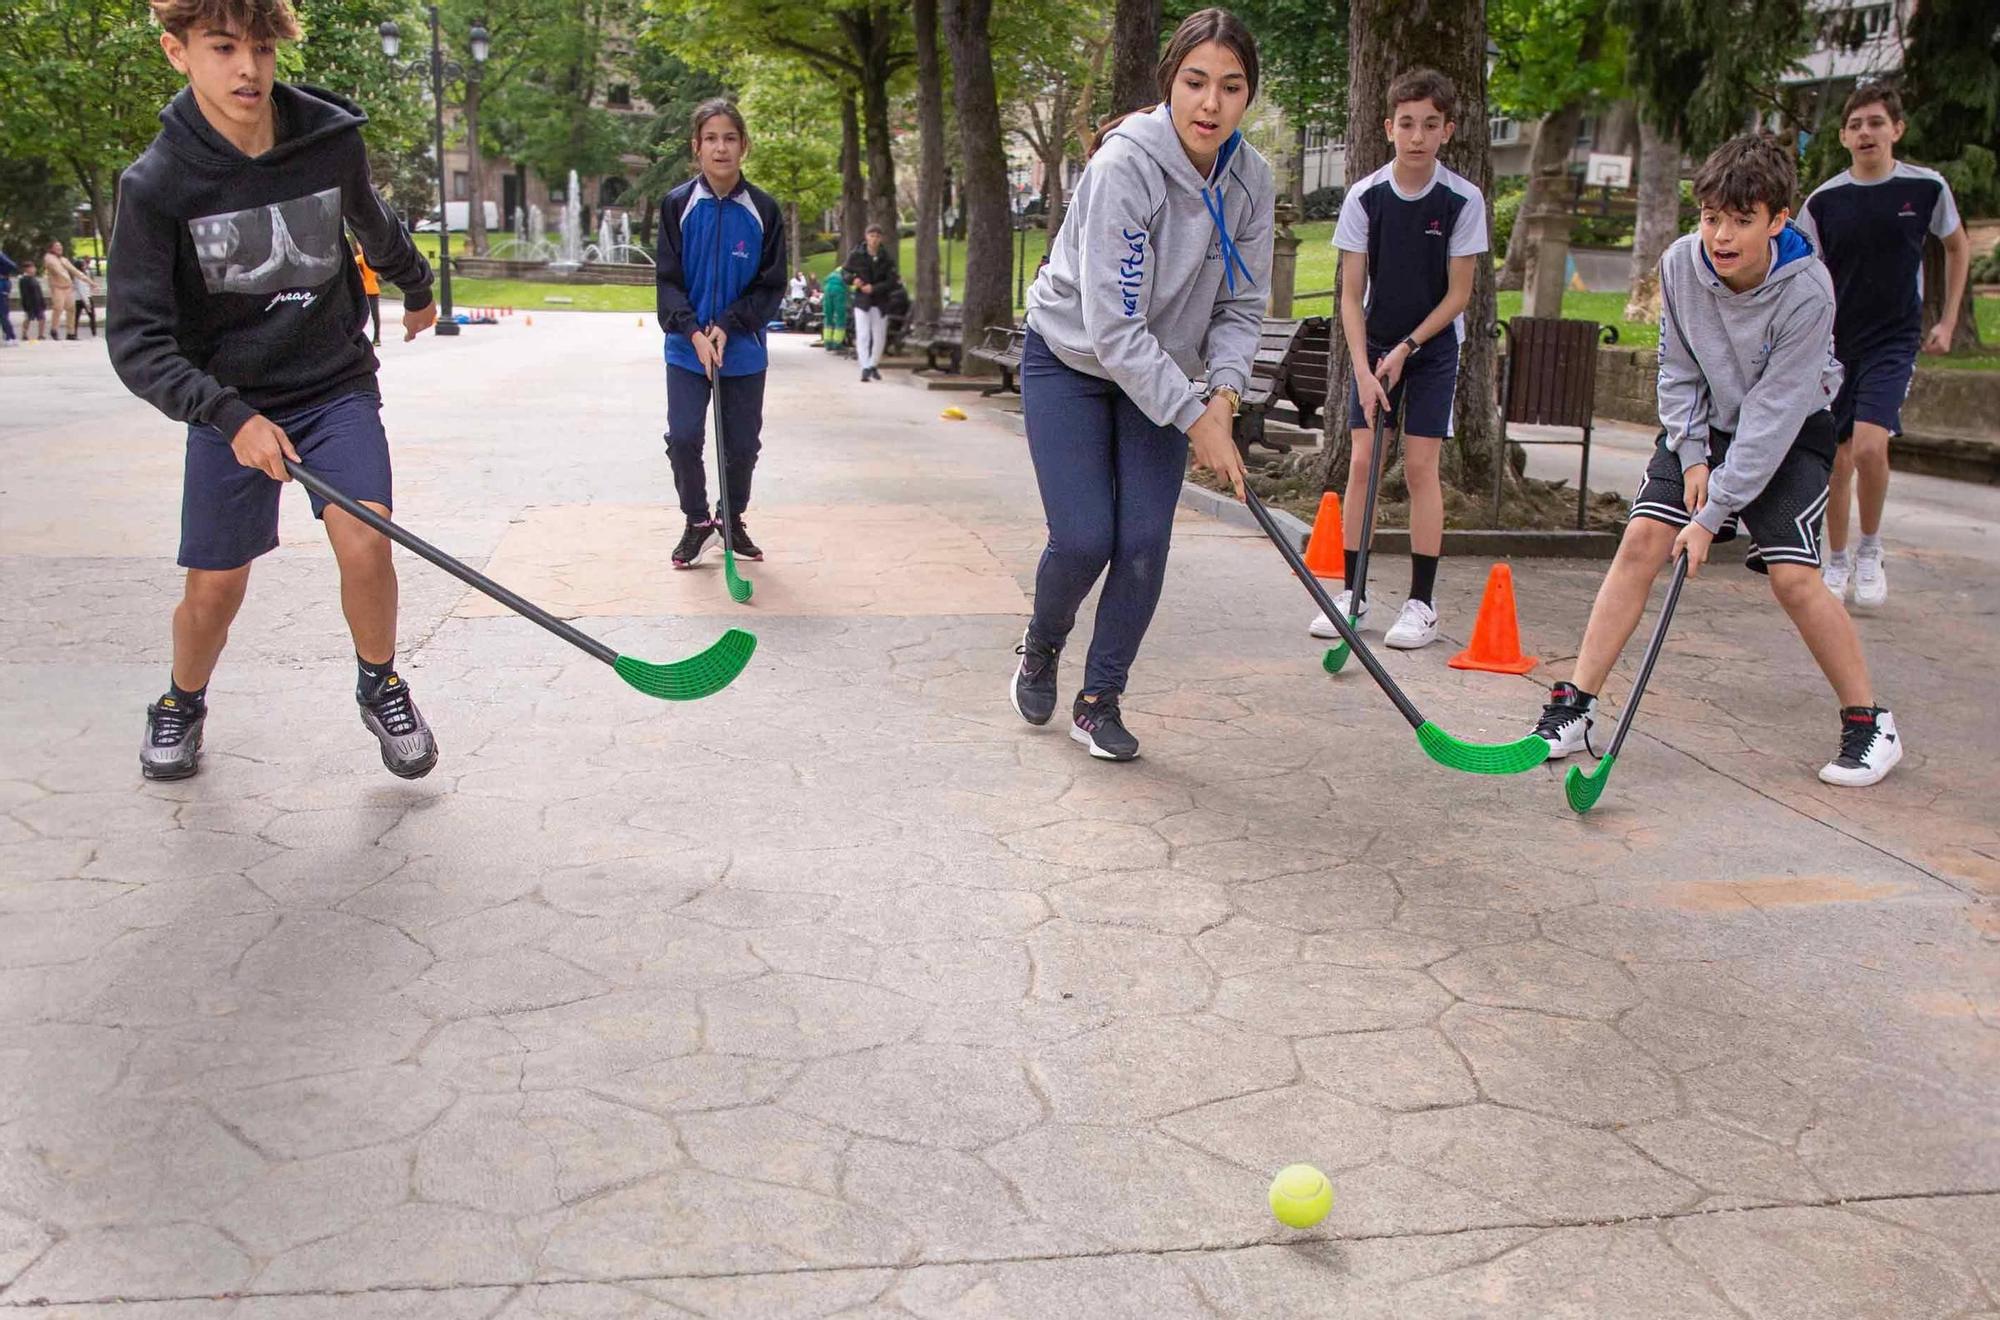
140, 695, 205, 780
672, 518, 715, 569
358, 673, 439, 780
1818, 706, 1901, 787
1532, 682, 1598, 759
1070, 692, 1139, 761
1009, 629, 1061, 726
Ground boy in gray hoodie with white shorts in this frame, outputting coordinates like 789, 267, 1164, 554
1531, 133, 1902, 788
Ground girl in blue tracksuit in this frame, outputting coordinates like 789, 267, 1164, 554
657, 98, 788, 568
1005, 9, 1273, 762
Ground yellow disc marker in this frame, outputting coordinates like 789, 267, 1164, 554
941, 407, 968, 421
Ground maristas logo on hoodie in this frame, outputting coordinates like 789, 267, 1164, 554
1117, 227, 1146, 316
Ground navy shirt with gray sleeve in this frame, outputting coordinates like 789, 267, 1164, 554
1333, 161, 1488, 349
1794, 162, 1960, 354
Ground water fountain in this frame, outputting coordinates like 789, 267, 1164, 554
473, 173, 653, 275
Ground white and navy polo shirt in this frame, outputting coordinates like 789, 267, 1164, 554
1794, 161, 1960, 355
1334, 160, 1488, 348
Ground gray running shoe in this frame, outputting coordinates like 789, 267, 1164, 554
359, 673, 438, 779
140, 695, 205, 780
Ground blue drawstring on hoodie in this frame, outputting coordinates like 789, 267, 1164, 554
1201, 132, 1256, 295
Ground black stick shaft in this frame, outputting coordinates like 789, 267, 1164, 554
284, 459, 618, 667
1602, 554, 1689, 760
1350, 410, 1388, 607
710, 367, 734, 540
1246, 490, 1425, 730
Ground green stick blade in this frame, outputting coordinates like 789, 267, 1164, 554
1415, 721, 1550, 776
614, 628, 757, 701
1321, 644, 1350, 673
722, 544, 754, 604
1564, 754, 1615, 812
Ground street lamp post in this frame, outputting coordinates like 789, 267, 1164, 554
380, 7, 489, 337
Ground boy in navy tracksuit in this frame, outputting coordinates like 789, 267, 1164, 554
109, 0, 441, 783
1310, 68, 1488, 651
1794, 84, 1969, 609
656, 98, 787, 569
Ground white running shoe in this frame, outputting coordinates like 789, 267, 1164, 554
1822, 555, 1851, 602
1309, 590, 1369, 639
1383, 599, 1439, 649
1818, 707, 1902, 787
1852, 552, 1887, 608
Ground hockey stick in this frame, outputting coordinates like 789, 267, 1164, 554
1322, 408, 1390, 674
1247, 488, 1548, 775
707, 364, 754, 604
1564, 552, 1689, 812
285, 459, 755, 700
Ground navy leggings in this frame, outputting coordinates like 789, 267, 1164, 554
1022, 329, 1190, 697
664, 365, 764, 521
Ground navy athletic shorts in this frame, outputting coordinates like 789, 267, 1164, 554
1831, 336, 1918, 442
1629, 410, 1837, 575
1347, 336, 1461, 437
179, 391, 392, 570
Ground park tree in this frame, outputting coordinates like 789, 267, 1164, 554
1610, 0, 1812, 319
1896, 0, 1998, 350
1001, 1, 1110, 246
0, 0, 185, 238
0, 157, 81, 258
943, 0, 1013, 358
625, 45, 727, 247
1322, 0, 1506, 511
1110, 0, 1160, 113
912, 0, 948, 325
482, 0, 638, 230
1486, 0, 1621, 290
1190, 0, 1349, 208
737, 59, 844, 273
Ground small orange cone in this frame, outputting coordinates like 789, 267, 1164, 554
1449, 563, 1540, 674
1302, 491, 1345, 580
524, 315, 533, 326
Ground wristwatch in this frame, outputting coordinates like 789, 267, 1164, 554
1401, 335, 1421, 355
1208, 385, 1241, 416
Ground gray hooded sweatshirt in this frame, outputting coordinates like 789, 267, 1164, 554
1025, 105, 1274, 432
1656, 226, 1844, 535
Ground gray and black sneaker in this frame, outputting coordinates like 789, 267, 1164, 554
1533, 682, 1598, 760
359, 673, 438, 780
1009, 629, 1061, 726
1070, 692, 1139, 761
672, 518, 715, 569
719, 508, 763, 561
140, 695, 205, 780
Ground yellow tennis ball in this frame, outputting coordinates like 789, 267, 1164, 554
1268, 1163, 1333, 1229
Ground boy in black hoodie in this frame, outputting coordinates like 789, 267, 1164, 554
111, 0, 441, 782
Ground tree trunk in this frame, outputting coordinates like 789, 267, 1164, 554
913, 0, 946, 323
839, 88, 867, 258
465, 77, 489, 256
942, 0, 1013, 362
1595, 97, 1640, 158
1497, 101, 1583, 292
1924, 236, 1983, 351
1625, 118, 1680, 323
1111, 0, 1161, 113
1324, 0, 1502, 509
73, 162, 111, 246
786, 200, 803, 275
1290, 120, 1309, 210
1042, 146, 1066, 249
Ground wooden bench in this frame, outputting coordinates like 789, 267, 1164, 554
1232, 318, 1308, 456
1280, 316, 1334, 431
1496, 316, 1619, 527
911, 303, 965, 373
969, 324, 1028, 395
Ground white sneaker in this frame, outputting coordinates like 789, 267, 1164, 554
1383, 599, 1439, 649
1532, 682, 1597, 759
1852, 552, 1887, 608
1818, 708, 1902, 787
1308, 590, 1368, 639
1822, 556, 1851, 601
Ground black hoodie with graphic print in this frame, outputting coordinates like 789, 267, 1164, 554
109, 83, 434, 441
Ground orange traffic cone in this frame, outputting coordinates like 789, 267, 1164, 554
1302, 491, 1345, 580
1449, 563, 1539, 674
524, 315, 533, 326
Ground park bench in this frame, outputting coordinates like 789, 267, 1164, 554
912, 303, 965, 374
1495, 315, 1620, 527
969, 324, 1028, 395
1231, 318, 1309, 456
1280, 316, 1334, 431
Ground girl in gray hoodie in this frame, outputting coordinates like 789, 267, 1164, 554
1007, 8, 1274, 762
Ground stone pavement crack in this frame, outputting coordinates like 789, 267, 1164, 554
6, 1187, 1997, 1309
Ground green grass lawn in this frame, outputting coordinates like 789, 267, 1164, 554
382, 277, 655, 314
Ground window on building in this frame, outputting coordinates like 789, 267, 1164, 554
607, 83, 632, 108
1489, 117, 1519, 145
452, 171, 469, 201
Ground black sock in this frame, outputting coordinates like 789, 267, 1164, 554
1409, 553, 1440, 606
357, 653, 396, 700
166, 677, 206, 712
1343, 550, 1358, 592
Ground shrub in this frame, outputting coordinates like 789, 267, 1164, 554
1303, 185, 1344, 220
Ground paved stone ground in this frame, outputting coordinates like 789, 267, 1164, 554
1, 320, 1997, 1318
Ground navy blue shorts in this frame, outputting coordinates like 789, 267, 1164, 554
1831, 338, 1917, 442
1347, 336, 1460, 437
180, 391, 391, 571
